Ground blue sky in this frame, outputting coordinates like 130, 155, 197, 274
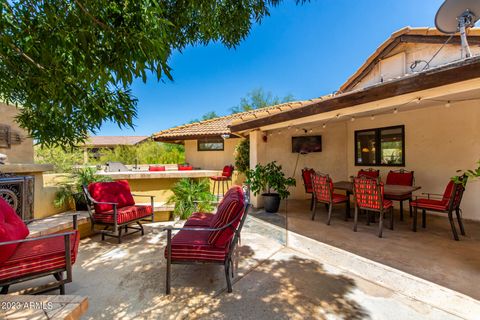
98, 0, 443, 136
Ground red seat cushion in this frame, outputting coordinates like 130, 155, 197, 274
88, 180, 135, 213
93, 205, 152, 224
208, 186, 245, 247
0, 230, 80, 281
386, 171, 414, 186
442, 181, 455, 202
149, 166, 165, 171
410, 199, 448, 211
358, 169, 380, 179
165, 229, 228, 262
0, 198, 30, 266
332, 193, 349, 203
184, 212, 215, 227
210, 176, 228, 181
302, 169, 315, 194
178, 165, 193, 171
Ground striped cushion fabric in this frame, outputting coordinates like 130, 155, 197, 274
0, 231, 80, 281
208, 186, 245, 247
410, 199, 448, 211
184, 212, 215, 227
165, 229, 228, 262
93, 205, 152, 224
332, 193, 349, 203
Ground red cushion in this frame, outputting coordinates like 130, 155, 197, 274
165, 229, 228, 262
208, 186, 245, 247
178, 165, 193, 171
88, 180, 135, 213
443, 181, 455, 201
332, 193, 349, 203
222, 165, 234, 177
302, 169, 315, 192
149, 166, 165, 171
0, 198, 30, 266
386, 171, 414, 186
93, 205, 152, 224
410, 199, 448, 211
0, 230, 79, 281
358, 169, 380, 179
184, 212, 215, 227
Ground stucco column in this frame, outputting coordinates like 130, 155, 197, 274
249, 130, 266, 208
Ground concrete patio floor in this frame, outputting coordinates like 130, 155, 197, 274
252, 199, 480, 300
10, 216, 479, 319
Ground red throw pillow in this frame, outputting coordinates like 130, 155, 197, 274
0, 198, 29, 266
88, 180, 135, 213
222, 165, 233, 177
149, 166, 165, 172
208, 186, 245, 247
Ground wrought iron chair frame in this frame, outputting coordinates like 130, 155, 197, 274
310, 172, 349, 224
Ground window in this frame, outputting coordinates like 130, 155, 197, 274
197, 138, 224, 151
355, 125, 404, 166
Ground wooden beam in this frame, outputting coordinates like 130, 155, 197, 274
230, 57, 480, 132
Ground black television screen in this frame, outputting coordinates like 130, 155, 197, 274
292, 136, 322, 153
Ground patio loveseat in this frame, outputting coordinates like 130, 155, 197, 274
82, 180, 155, 243
0, 198, 80, 294
164, 185, 250, 294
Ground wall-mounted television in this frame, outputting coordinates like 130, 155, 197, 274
292, 135, 322, 153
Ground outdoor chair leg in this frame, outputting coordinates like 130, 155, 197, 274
409, 198, 413, 217
310, 194, 314, 211
137, 221, 145, 235
54, 272, 65, 295
345, 200, 350, 221
413, 206, 418, 232
455, 208, 466, 236
225, 262, 233, 293
390, 207, 394, 230
311, 198, 317, 221
326, 203, 333, 225
399, 200, 404, 221
118, 227, 122, 244
422, 209, 426, 228
1, 285, 9, 294
448, 210, 459, 241
353, 205, 358, 232
166, 229, 172, 295
366, 210, 370, 226
378, 210, 384, 238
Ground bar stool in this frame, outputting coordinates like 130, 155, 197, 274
210, 165, 234, 199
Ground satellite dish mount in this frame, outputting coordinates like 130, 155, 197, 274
435, 0, 480, 59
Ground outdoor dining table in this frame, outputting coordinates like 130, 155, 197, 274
333, 181, 421, 219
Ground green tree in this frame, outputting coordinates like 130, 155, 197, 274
0, 1, 305, 147
189, 111, 220, 124
230, 88, 295, 114
34, 145, 84, 173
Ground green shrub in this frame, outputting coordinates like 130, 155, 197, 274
167, 178, 216, 219
234, 138, 250, 174
246, 161, 296, 199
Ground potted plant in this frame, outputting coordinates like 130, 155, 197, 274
246, 161, 296, 213
54, 167, 111, 210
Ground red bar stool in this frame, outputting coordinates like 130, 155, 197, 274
210, 165, 234, 199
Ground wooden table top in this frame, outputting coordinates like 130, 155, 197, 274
333, 181, 421, 196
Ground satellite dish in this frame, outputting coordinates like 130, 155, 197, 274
435, 0, 480, 58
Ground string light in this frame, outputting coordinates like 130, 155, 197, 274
416, 97, 421, 104
351, 117, 355, 122
370, 115, 375, 120
322, 123, 326, 129
309, 129, 313, 133
335, 114, 341, 119
393, 108, 398, 114
445, 101, 451, 108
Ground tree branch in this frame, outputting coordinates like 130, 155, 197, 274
73, 0, 109, 30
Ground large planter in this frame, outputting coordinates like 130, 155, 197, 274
262, 193, 280, 213
73, 193, 88, 211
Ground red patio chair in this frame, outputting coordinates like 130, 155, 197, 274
310, 172, 349, 224
82, 180, 155, 243
210, 165, 234, 198
385, 169, 415, 221
301, 168, 316, 210
0, 198, 80, 295
357, 168, 380, 179
164, 185, 249, 294
410, 177, 467, 240
353, 177, 394, 238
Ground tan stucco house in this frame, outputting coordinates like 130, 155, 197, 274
155, 27, 480, 221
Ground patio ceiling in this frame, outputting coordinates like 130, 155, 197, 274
229, 56, 480, 132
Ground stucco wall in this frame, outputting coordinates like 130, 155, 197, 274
261, 122, 349, 200
184, 138, 241, 170
346, 101, 480, 220
0, 102, 34, 163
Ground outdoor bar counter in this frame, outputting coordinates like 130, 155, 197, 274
97, 169, 221, 180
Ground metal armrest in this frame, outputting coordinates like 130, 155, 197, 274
421, 192, 444, 200
131, 194, 155, 198
0, 231, 76, 246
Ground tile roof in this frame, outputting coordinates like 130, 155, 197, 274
83, 136, 150, 147
153, 100, 323, 141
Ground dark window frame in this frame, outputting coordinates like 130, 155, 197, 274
354, 125, 405, 167
197, 137, 225, 151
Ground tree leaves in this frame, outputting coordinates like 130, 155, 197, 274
0, 0, 307, 146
